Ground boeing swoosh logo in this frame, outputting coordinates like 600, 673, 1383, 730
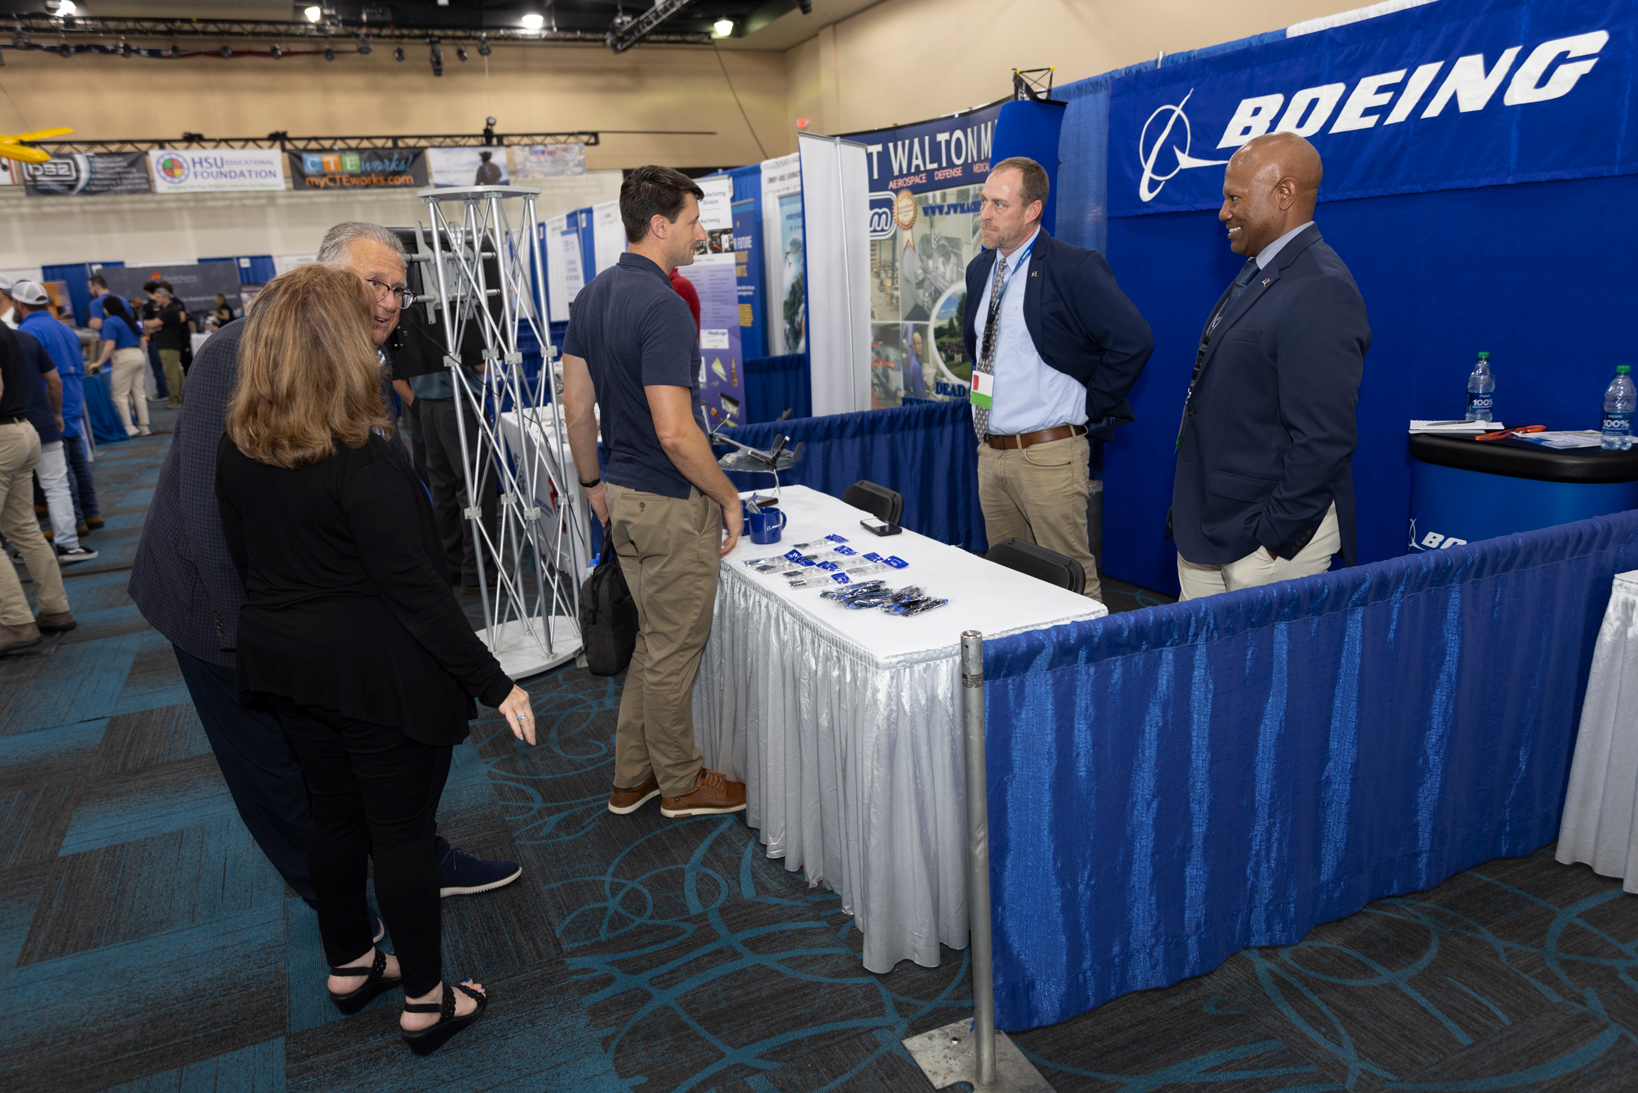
1138, 90, 1228, 202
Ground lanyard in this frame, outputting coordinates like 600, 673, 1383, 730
983, 236, 1036, 337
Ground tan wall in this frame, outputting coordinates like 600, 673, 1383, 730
784, 0, 1384, 136
0, 42, 789, 169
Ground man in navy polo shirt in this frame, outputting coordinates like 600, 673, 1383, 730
13, 281, 100, 534
562, 165, 747, 820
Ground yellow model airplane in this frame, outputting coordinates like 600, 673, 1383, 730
0, 128, 74, 163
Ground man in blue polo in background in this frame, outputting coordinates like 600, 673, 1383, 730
13, 280, 100, 536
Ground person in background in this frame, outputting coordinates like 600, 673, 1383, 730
216, 263, 531, 1054
964, 156, 1153, 603
13, 280, 99, 535
129, 220, 523, 930
87, 273, 110, 332
1171, 132, 1369, 598
11, 307, 94, 564
139, 282, 170, 403
212, 296, 235, 329
144, 283, 187, 407
92, 293, 151, 437
0, 312, 75, 655
562, 165, 747, 821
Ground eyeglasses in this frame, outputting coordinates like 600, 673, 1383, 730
366, 278, 416, 309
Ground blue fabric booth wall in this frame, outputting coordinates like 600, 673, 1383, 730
982, 507, 1638, 1031
725, 400, 985, 552
743, 353, 811, 423
1102, 173, 1638, 593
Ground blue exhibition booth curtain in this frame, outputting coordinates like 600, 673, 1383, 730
1063, 0, 1638, 594
982, 508, 1638, 1031
743, 353, 811, 423
725, 399, 985, 551
42, 263, 93, 326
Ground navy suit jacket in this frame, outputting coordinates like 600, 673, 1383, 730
962, 230, 1153, 440
1171, 225, 1370, 566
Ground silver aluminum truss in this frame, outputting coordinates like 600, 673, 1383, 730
414, 185, 588, 680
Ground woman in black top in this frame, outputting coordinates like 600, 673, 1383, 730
216, 264, 536, 1055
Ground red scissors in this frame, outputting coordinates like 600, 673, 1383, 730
1476, 425, 1545, 442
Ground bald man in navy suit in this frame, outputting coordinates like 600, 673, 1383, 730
1171, 132, 1370, 599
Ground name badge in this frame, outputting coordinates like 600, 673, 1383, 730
969, 370, 994, 410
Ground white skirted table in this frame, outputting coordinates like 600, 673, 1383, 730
692, 485, 1105, 972
1557, 569, 1638, 890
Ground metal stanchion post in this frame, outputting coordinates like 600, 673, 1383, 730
902, 632, 1054, 1092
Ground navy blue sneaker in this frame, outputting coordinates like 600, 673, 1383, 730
436, 838, 522, 897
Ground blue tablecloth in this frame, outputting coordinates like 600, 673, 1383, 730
82, 371, 130, 446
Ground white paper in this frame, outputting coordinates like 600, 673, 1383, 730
701, 328, 730, 349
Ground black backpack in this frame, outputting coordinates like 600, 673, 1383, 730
579, 546, 637, 676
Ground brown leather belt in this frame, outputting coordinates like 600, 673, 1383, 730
983, 423, 1086, 450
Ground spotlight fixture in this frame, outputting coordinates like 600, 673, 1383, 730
476, 34, 491, 56
270, 42, 282, 59
324, 45, 334, 61
429, 37, 442, 76
521, 12, 544, 31
456, 46, 467, 61
220, 42, 231, 58
303, 5, 322, 21
355, 32, 371, 54
393, 45, 404, 61
713, 18, 733, 37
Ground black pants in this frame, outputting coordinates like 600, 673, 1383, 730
273, 698, 452, 997
420, 396, 499, 588
173, 646, 316, 905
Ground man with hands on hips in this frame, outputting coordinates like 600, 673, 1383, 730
964, 157, 1153, 602
1170, 132, 1369, 599
561, 165, 748, 822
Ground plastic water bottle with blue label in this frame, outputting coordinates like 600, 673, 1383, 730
1601, 364, 1635, 451
1465, 352, 1494, 422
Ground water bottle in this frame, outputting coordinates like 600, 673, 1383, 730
1465, 352, 1495, 422
1602, 364, 1636, 451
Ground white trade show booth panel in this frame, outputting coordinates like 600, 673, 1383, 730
797, 133, 871, 417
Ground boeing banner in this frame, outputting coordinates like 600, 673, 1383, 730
1109, 0, 1637, 216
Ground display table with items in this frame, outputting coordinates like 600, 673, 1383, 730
691, 484, 1105, 972
1556, 569, 1638, 891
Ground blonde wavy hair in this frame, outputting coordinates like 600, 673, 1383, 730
226, 263, 389, 468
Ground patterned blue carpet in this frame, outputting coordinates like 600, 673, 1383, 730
2, 411, 1636, 1091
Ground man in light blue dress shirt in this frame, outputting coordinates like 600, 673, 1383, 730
963, 158, 1154, 600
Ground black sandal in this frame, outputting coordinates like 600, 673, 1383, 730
400, 980, 488, 1056
327, 948, 403, 1016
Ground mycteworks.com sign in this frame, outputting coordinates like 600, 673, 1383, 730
1109, 0, 1638, 216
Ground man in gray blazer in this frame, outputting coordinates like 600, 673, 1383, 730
1171, 132, 1370, 599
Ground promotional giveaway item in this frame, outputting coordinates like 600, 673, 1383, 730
748, 508, 788, 544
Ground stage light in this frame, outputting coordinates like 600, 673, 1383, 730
713, 18, 733, 37
456, 46, 467, 61
324, 45, 334, 61
521, 12, 544, 31
355, 32, 371, 54
270, 43, 282, 59
476, 35, 491, 56
304, 5, 321, 21
393, 45, 404, 61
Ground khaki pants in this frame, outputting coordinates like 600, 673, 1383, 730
1176, 503, 1341, 600
0, 421, 69, 627
976, 433, 1102, 601
605, 482, 723, 797
109, 347, 150, 434
159, 348, 184, 407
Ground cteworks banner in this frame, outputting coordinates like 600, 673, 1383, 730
289, 148, 426, 190
1110, 0, 1638, 216
24, 152, 150, 196
149, 149, 285, 193
846, 102, 1003, 409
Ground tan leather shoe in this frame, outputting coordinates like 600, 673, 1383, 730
35, 611, 75, 633
0, 622, 43, 655
608, 772, 660, 815
660, 768, 746, 818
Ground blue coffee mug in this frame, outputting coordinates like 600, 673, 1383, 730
748, 508, 788, 544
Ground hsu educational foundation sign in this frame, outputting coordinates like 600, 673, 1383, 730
148, 149, 286, 193
1109, 0, 1638, 216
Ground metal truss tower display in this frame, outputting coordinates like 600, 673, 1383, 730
415, 185, 588, 680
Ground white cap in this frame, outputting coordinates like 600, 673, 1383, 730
10, 279, 50, 306
0, 275, 13, 296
